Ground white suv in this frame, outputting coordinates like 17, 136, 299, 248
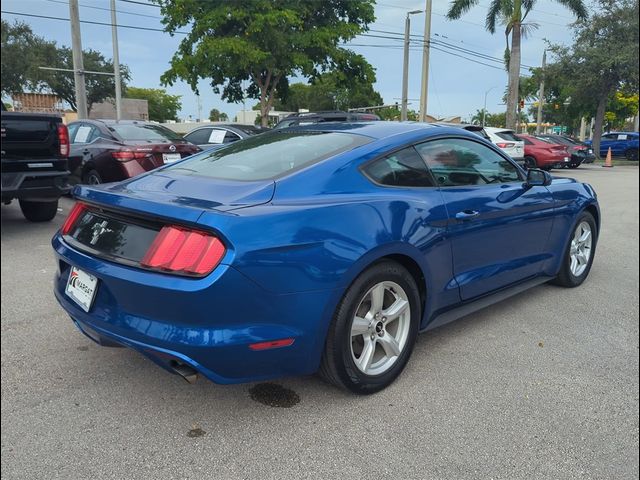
484, 127, 525, 163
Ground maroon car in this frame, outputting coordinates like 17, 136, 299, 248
516, 134, 571, 170
67, 120, 200, 184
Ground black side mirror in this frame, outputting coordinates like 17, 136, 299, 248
525, 168, 552, 188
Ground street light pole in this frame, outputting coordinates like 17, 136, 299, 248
482, 86, 497, 127
418, 0, 432, 122
401, 10, 422, 121
110, 0, 122, 121
535, 50, 546, 134
69, 0, 88, 119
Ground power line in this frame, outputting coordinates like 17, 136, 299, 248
117, 0, 161, 8
367, 28, 536, 69
357, 32, 533, 72
3, 9, 534, 74
0, 10, 187, 34
43, 0, 162, 20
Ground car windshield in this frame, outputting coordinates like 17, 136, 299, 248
540, 135, 572, 145
164, 131, 370, 181
109, 124, 184, 142
230, 125, 264, 135
495, 131, 521, 142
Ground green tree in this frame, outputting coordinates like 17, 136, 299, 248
1, 20, 55, 96
125, 87, 181, 122
156, 0, 376, 127
273, 68, 383, 112
471, 109, 507, 127
447, 0, 587, 130
208, 108, 229, 122
38, 47, 130, 112
546, 0, 639, 156
604, 91, 639, 130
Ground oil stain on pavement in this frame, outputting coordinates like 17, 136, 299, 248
248, 383, 300, 408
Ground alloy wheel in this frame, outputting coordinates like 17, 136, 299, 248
569, 221, 592, 277
350, 281, 411, 376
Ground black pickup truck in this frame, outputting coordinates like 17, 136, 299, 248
1, 106, 71, 222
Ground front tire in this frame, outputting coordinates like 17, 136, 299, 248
625, 148, 638, 161
552, 211, 597, 287
18, 199, 59, 222
319, 261, 421, 394
524, 156, 537, 169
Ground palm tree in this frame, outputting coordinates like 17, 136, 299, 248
447, 0, 587, 130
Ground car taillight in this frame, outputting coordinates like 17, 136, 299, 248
141, 225, 226, 276
112, 150, 150, 161
496, 142, 515, 148
58, 124, 69, 157
61, 202, 87, 235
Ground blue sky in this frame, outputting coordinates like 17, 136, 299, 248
1, 0, 588, 122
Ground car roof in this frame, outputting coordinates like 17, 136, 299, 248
483, 126, 514, 133
279, 121, 450, 140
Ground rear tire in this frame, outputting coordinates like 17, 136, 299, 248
319, 261, 421, 394
551, 211, 597, 288
18, 199, 58, 222
625, 148, 638, 161
82, 169, 102, 185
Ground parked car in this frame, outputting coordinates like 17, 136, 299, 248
183, 124, 267, 150
584, 131, 639, 160
53, 122, 599, 393
536, 134, 595, 165
483, 127, 525, 164
1, 106, 70, 221
433, 122, 491, 141
67, 119, 201, 185
516, 134, 572, 170
274, 111, 380, 129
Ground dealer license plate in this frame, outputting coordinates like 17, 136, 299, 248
163, 153, 181, 163
65, 266, 98, 312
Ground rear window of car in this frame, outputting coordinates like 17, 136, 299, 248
496, 131, 521, 142
109, 124, 183, 142
165, 131, 370, 181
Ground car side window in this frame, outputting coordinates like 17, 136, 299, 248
602, 134, 615, 140
363, 147, 435, 187
67, 123, 79, 142
184, 128, 212, 145
617, 134, 628, 140
223, 131, 241, 143
73, 124, 95, 144
415, 138, 521, 187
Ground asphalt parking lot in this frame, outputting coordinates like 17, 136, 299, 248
1, 165, 638, 480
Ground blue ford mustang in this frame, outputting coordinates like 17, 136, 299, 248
52, 122, 600, 393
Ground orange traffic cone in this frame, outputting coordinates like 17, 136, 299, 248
603, 147, 613, 168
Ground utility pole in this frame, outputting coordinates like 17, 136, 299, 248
69, 0, 88, 119
418, 0, 432, 122
401, 10, 422, 121
535, 50, 546, 134
482, 86, 497, 127
110, 0, 122, 121
196, 93, 202, 122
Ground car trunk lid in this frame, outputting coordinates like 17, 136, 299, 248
119, 140, 200, 170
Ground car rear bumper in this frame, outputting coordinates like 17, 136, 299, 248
52, 234, 335, 384
1, 170, 70, 201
